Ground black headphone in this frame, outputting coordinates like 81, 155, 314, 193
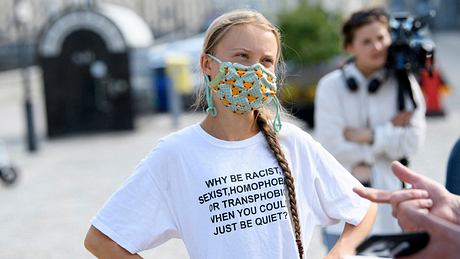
340, 59, 385, 94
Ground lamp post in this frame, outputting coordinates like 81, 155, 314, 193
14, 0, 37, 152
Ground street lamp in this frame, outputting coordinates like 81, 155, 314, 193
14, 0, 37, 152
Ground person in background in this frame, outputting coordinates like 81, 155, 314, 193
84, 9, 376, 259
354, 161, 460, 259
314, 7, 426, 250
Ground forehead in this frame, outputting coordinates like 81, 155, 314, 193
214, 23, 278, 56
353, 21, 389, 39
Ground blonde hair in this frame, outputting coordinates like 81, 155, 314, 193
197, 10, 304, 258
203, 10, 282, 63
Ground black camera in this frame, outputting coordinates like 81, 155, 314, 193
386, 11, 436, 74
385, 11, 436, 112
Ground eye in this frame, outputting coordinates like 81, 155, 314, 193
236, 52, 249, 59
362, 39, 372, 46
262, 58, 275, 67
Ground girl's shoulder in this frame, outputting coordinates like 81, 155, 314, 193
279, 121, 309, 135
159, 123, 200, 144
144, 124, 201, 158
278, 122, 316, 147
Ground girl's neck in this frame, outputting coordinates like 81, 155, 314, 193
201, 108, 259, 141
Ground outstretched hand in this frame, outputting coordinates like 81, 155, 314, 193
353, 161, 460, 230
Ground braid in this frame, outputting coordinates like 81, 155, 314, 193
254, 109, 304, 259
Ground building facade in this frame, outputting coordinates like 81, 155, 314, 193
0, 0, 400, 46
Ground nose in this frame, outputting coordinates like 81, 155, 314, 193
372, 41, 383, 51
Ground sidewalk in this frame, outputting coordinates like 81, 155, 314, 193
0, 32, 459, 258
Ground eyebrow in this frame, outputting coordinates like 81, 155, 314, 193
230, 47, 252, 52
230, 48, 276, 58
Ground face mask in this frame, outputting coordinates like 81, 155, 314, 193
204, 54, 282, 132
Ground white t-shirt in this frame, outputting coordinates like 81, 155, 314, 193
91, 122, 370, 259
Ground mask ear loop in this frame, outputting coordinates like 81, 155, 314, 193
272, 97, 282, 132
204, 75, 217, 117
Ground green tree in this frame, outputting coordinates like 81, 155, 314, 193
278, 4, 342, 65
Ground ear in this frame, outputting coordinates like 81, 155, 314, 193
200, 54, 212, 77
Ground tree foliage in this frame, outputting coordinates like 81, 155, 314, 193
278, 4, 342, 65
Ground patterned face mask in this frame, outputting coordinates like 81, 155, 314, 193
205, 54, 282, 132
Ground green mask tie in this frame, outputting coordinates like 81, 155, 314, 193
204, 75, 217, 117
273, 97, 282, 132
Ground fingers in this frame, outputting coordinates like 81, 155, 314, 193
398, 205, 440, 234
404, 205, 460, 234
353, 186, 433, 231
343, 128, 352, 141
404, 111, 414, 118
391, 189, 429, 203
392, 111, 413, 126
398, 111, 413, 120
353, 184, 431, 209
394, 198, 433, 218
353, 186, 392, 203
390, 189, 430, 217
395, 199, 432, 231
401, 111, 413, 124
391, 161, 423, 185
344, 128, 372, 144
391, 113, 402, 124
344, 128, 360, 142
404, 206, 433, 226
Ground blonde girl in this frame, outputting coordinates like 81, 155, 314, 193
85, 10, 376, 259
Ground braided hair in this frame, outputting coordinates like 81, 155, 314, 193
255, 109, 304, 259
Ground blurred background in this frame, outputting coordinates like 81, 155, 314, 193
0, 0, 458, 258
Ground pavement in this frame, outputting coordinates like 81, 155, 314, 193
0, 31, 459, 259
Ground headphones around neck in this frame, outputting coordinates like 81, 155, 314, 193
340, 59, 385, 94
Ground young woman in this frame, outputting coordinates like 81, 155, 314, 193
314, 7, 426, 250
84, 10, 376, 259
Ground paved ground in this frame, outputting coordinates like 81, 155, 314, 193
0, 32, 459, 259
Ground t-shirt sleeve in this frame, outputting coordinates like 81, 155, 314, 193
91, 151, 179, 254
310, 137, 371, 227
